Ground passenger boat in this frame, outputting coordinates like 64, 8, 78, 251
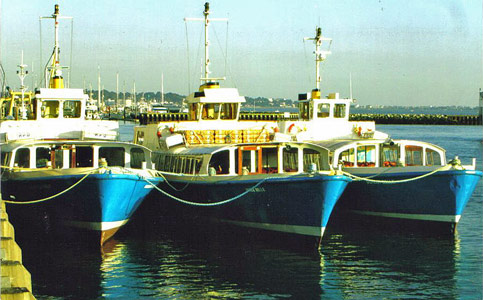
278, 27, 482, 233
0, 4, 162, 245
134, 3, 351, 241
1, 140, 160, 244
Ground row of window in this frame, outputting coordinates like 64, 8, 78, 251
156, 146, 325, 176
189, 103, 238, 121
40, 100, 82, 119
338, 144, 441, 167
156, 154, 203, 174
10, 146, 146, 169
299, 102, 347, 120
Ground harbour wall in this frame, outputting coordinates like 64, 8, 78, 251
1, 200, 36, 300
138, 112, 482, 125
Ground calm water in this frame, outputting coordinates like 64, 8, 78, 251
16, 124, 483, 299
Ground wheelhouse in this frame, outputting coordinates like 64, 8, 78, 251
186, 84, 245, 121
298, 92, 351, 122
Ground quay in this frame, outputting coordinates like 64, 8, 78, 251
1, 200, 36, 300
138, 112, 482, 125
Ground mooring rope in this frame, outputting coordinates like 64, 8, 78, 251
1, 168, 99, 205
341, 164, 453, 184
143, 175, 279, 207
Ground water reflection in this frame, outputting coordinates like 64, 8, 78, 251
321, 226, 461, 299
17, 216, 464, 299
99, 224, 324, 299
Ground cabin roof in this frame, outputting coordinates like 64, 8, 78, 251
312, 139, 445, 152
1, 140, 149, 152
35, 88, 88, 100
170, 145, 230, 155
186, 88, 246, 104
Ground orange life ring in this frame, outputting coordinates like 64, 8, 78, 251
288, 123, 298, 134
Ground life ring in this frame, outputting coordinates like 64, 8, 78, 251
353, 126, 362, 136
288, 123, 300, 134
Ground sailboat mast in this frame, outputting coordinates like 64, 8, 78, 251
116, 72, 119, 107
161, 73, 164, 104
97, 66, 101, 110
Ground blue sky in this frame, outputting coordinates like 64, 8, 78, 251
1, 0, 481, 106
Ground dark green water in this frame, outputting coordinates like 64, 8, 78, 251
16, 125, 483, 299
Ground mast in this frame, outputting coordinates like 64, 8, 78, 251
185, 2, 227, 85
116, 72, 119, 107
97, 65, 101, 110
304, 27, 331, 94
17, 51, 29, 120
161, 73, 164, 104
40, 4, 72, 88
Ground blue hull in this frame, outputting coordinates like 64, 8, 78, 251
2, 173, 162, 244
335, 169, 482, 231
147, 174, 350, 238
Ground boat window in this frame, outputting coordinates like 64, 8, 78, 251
405, 146, 423, 166
334, 104, 346, 118
426, 149, 441, 166
357, 145, 376, 167
209, 150, 230, 174
14, 148, 30, 168
63, 100, 81, 118
317, 103, 330, 118
201, 103, 220, 120
238, 147, 261, 174
40, 100, 59, 118
262, 147, 278, 174
338, 148, 355, 167
283, 146, 298, 172
130, 148, 145, 169
53, 147, 64, 168
76, 146, 93, 167
220, 103, 237, 120
158, 154, 202, 174
36, 147, 51, 168
1, 151, 11, 167
298, 102, 312, 120
303, 149, 322, 172
135, 130, 144, 145
381, 145, 399, 167
99, 147, 125, 167
189, 103, 200, 121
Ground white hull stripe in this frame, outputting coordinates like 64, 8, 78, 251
218, 219, 325, 237
63, 219, 129, 231
349, 210, 461, 223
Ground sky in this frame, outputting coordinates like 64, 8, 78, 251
1, 0, 482, 106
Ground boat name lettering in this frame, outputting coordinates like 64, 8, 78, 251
246, 187, 266, 193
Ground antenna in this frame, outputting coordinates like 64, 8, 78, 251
185, 2, 228, 83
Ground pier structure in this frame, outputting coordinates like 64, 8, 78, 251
138, 112, 481, 126
1, 200, 36, 300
